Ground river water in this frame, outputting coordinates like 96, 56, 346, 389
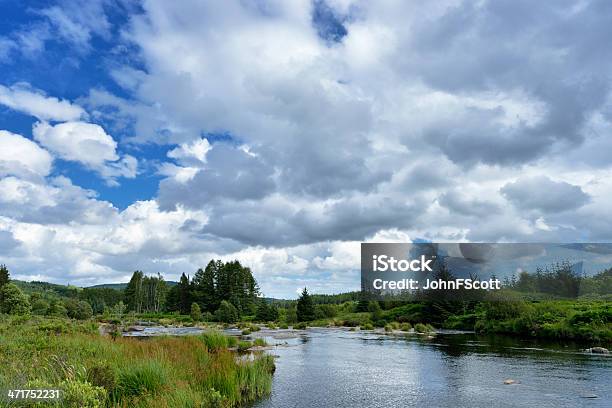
252, 328, 611, 408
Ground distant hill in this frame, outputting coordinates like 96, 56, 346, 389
87, 281, 178, 290
13, 280, 178, 295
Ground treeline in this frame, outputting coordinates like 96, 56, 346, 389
163, 260, 260, 322
505, 262, 612, 298
3, 267, 114, 319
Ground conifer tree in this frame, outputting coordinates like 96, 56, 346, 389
296, 287, 315, 322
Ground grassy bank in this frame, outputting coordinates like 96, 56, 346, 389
0, 316, 274, 407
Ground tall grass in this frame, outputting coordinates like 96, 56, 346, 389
0, 316, 274, 407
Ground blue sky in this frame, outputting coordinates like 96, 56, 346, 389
1, 0, 612, 298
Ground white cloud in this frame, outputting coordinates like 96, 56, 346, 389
0, 83, 86, 121
0, 130, 53, 179
32, 121, 137, 184
167, 138, 211, 165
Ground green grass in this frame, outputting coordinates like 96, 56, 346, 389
0, 316, 274, 407
199, 330, 238, 350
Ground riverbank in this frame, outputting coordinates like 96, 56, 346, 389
0, 316, 274, 407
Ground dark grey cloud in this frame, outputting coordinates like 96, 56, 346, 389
500, 176, 590, 213
204, 194, 426, 247
158, 144, 276, 210
438, 190, 501, 217
406, 0, 612, 166
0, 230, 21, 254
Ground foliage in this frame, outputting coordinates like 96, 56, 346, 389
124, 271, 167, 314
0, 317, 274, 407
190, 302, 202, 321
0, 264, 9, 287
368, 301, 383, 322
199, 330, 238, 350
0, 282, 30, 314
255, 300, 279, 322
296, 287, 315, 322
215, 300, 240, 323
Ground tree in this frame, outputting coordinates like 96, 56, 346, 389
296, 287, 315, 322
256, 301, 279, 322
191, 260, 259, 316
0, 264, 9, 288
368, 301, 383, 322
178, 273, 192, 314
48, 299, 67, 317
214, 300, 239, 323
0, 283, 30, 315
76, 300, 93, 319
124, 271, 144, 313
190, 302, 202, 322
192, 261, 218, 313
31, 297, 50, 315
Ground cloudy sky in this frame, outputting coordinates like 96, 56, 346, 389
1, 0, 612, 298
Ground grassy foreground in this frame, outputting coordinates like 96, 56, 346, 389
0, 316, 274, 407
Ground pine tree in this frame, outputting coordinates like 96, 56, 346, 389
0, 264, 9, 288
296, 287, 315, 322
178, 273, 192, 314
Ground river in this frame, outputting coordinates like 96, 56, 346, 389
252, 328, 611, 408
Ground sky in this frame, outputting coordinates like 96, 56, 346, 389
1, 0, 612, 298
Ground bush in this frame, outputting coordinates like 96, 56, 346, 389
215, 301, 239, 323
61, 380, 106, 408
190, 303, 202, 322
279, 323, 289, 329
242, 329, 251, 335
369, 301, 383, 321
87, 363, 117, 393
384, 324, 393, 332
414, 323, 435, 333
361, 323, 374, 330
0, 283, 30, 315
293, 322, 307, 330
400, 322, 412, 331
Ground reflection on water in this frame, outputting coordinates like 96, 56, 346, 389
254, 329, 611, 408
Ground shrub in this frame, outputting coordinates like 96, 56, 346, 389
0, 283, 30, 315
87, 363, 117, 393
384, 324, 393, 332
293, 322, 307, 330
242, 329, 251, 335
361, 323, 374, 330
279, 323, 289, 329
400, 322, 412, 331
62, 380, 106, 408
414, 323, 428, 333
190, 303, 202, 322
414, 323, 435, 333
369, 301, 383, 321
215, 301, 239, 323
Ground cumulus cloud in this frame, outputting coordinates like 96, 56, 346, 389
3, 1, 612, 297
32, 121, 137, 184
0, 83, 85, 121
500, 176, 591, 213
0, 130, 53, 179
